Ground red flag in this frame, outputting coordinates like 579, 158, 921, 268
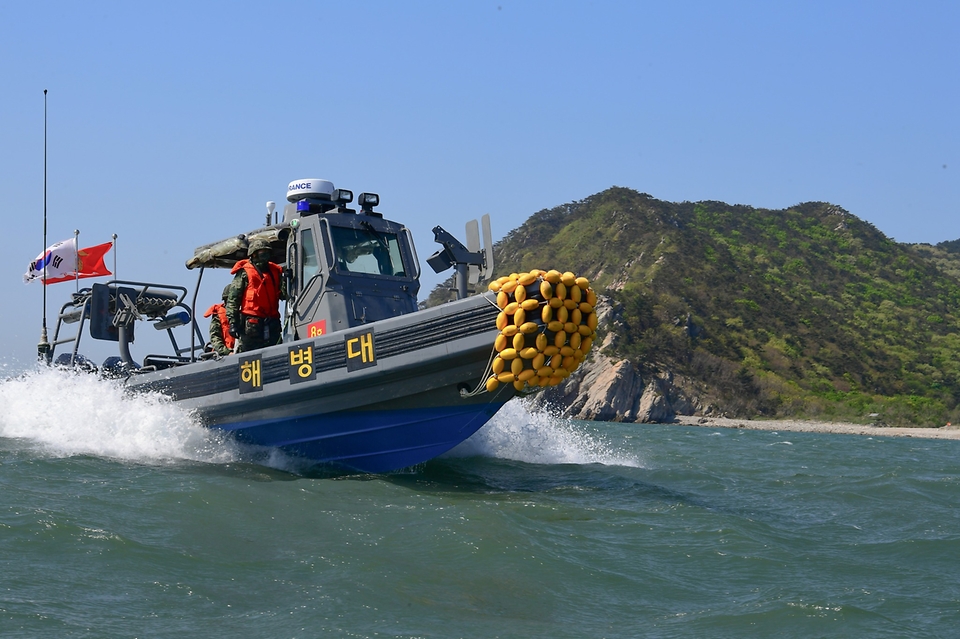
42, 242, 113, 285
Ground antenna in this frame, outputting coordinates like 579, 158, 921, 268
112, 233, 118, 282
37, 89, 50, 362
73, 229, 80, 291
465, 219, 480, 285
481, 214, 494, 280
463, 215, 495, 284
266, 201, 276, 226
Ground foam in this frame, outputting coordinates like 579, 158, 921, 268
0, 367, 641, 472
0, 366, 238, 464
446, 399, 642, 467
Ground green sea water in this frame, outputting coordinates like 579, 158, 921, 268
2, 369, 960, 638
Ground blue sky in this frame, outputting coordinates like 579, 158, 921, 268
1, 1, 957, 367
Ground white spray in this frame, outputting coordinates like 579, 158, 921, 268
0, 368, 641, 470
0, 366, 239, 464
447, 398, 642, 467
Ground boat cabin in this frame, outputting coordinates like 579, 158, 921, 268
46, 178, 489, 371
187, 178, 421, 341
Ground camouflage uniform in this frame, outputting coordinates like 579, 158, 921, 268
225, 239, 287, 353
206, 285, 235, 356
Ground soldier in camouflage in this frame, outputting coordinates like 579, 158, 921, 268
204, 284, 235, 356
225, 239, 287, 352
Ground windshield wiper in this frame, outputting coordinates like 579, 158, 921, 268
360, 220, 390, 251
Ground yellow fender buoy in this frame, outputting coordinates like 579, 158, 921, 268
539, 280, 553, 299
520, 298, 540, 312
486, 269, 596, 392
518, 272, 538, 286
519, 322, 540, 334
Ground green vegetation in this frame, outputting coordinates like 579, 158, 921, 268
464, 187, 960, 426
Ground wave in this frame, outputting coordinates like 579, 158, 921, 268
0, 368, 641, 471
446, 399, 643, 467
0, 366, 238, 465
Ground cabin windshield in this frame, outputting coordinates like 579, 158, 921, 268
301, 228, 320, 282
330, 226, 406, 277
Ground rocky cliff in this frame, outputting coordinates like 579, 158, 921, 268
528, 295, 699, 423
432, 187, 960, 425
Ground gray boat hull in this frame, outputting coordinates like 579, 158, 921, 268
126, 293, 513, 472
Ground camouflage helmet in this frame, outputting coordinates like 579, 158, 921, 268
247, 238, 271, 257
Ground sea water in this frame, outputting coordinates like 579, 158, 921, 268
2, 367, 960, 638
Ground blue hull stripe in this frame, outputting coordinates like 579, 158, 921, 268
216, 403, 506, 473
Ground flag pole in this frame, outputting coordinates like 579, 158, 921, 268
37, 89, 50, 363
74, 229, 80, 292
112, 233, 118, 282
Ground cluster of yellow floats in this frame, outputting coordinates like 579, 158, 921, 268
486, 269, 598, 392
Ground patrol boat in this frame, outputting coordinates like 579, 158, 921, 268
46, 179, 597, 473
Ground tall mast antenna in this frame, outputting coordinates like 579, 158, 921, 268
73, 228, 80, 292
38, 89, 50, 363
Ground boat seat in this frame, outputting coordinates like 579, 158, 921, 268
54, 353, 97, 371
101, 356, 140, 378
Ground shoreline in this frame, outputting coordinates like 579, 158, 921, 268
671, 416, 960, 440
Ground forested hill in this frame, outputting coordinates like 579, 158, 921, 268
445, 187, 960, 424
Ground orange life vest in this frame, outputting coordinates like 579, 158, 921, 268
230, 259, 282, 319
203, 302, 235, 350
